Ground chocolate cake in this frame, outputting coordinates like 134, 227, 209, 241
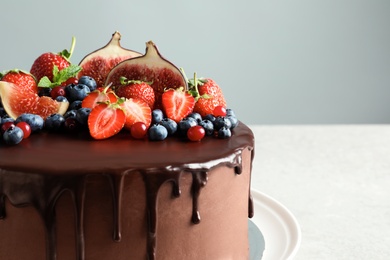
0, 122, 254, 260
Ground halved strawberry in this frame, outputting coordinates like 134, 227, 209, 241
88, 102, 125, 140
121, 98, 152, 130
161, 88, 195, 123
82, 86, 118, 109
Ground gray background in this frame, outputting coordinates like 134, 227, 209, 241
1, 0, 389, 125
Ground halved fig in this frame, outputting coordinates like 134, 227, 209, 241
78, 31, 142, 89
0, 81, 69, 119
105, 41, 188, 109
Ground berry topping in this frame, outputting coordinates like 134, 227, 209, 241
187, 125, 206, 142
130, 122, 148, 139
78, 76, 97, 92
162, 88, 195, 123
81, 85, 118, 109
65, 83, 91, 102
0, 69, 38, 93
15, 113, 44, 132
148, 124, 168, 141
15, 121, 31, 139
45, 114, 66, 132
152, 109, 164, 124
159, 118, 178, 136
115, 77, 155, 109
121, 98, 152, 131
88, 101, 126, 140
3, 126, 24, 145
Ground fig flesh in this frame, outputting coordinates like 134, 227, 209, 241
78, 31, 142, 89
105, 41, 188, 109
0, 81, 69, 119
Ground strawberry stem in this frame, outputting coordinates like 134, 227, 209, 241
68, 36, 76, 60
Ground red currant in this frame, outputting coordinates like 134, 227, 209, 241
16, 121, 32, 139
51, 86, 66, 99
1, 121, 15, 134
213, 106, 227, 117
131, 122, 148, 139
187, 125, 206, 141
61, 77, 79, 86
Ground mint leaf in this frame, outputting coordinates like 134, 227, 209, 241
52, 64, 82, 85
38, 76, 54, 88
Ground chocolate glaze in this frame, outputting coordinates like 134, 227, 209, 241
0, 123, 254, 260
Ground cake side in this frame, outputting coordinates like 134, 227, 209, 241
0, 123, 254, 260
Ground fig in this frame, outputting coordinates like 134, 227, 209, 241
105, 41, 188, 109
78, 31, 142, 89
0, 81, 69, 119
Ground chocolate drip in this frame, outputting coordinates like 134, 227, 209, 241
191, 171, 208, 224
248, 148, 255, 218
0, 194, 5, 219
73, 176, 87, 260
107, 173, 125, 242
142, 170, 182, 260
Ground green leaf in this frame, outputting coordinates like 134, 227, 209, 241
38, 76, 55, 88
52, 64, 82, 85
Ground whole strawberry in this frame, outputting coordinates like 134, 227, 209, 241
189, 76, 226, 117
115, 77, 155, 109
0, 69, 38, 93
30, 37, 76, 82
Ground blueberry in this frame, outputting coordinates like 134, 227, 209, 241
65, 83, 90, 102
69, 100, 83, 110
64, 110, 77, 119
15, 113, 44, 132
148, 124, 168, 141
64, 117, 81, 133
1, 116, 13, 124
177, 117, 197, 136
227, 116, 239, 129
3, 126, 24, 145
76, 107, 91, 126
198, 119, 214, 136
78, 76, 97, 91
152, 109, 164, 124
217, 126, 232, 139
45, 114, 65, 131
226, 108, 236, 118
55, 96, 69, 103
187, 112, 202, 122
213, 116, 232, 131
160, 118, 177, 136
203, 114, 216, 123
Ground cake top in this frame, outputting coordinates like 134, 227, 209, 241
0, 122, 253, 175
0, 31, 240, 145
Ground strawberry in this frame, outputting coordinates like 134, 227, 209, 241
82, 86, 118, 109
0, 69, 38, 93
162, 88, 195, 123
115, 77, 155, 109
121, 98, 152, 130
30, 37, 76, 82
188, 76, 226, 117
181, 70, 227, 117
88, 101, 126, 140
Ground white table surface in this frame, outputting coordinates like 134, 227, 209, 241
249, 125, 390, 260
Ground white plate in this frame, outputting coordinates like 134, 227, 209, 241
251, 189, 301, 260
